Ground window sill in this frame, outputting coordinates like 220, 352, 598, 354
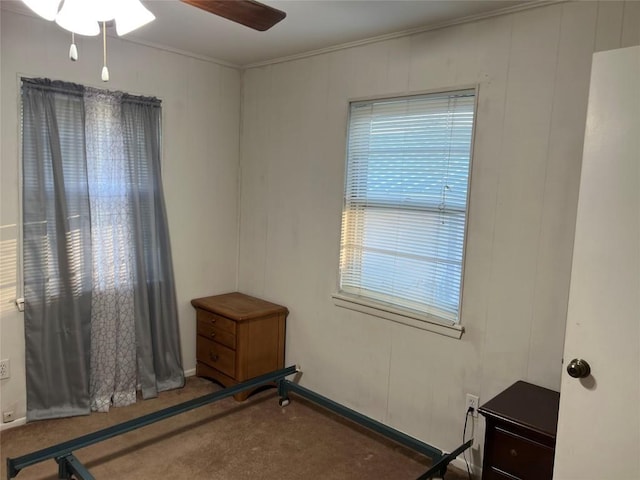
331, 293, 464, 339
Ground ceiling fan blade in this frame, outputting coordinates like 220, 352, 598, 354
181, 0, 286, 31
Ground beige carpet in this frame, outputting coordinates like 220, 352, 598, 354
1, 377, 468, 480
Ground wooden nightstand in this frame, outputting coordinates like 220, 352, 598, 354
478, 381, 560, 480
191, 292, 288, 401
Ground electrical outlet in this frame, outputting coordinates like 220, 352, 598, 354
2, 411, 14, 423
466, 393, 479, 417
0, 359, 9, 380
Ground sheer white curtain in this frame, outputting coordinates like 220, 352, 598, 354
84, 89, 137, 412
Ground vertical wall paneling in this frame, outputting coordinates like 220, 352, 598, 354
238, 1, 638, 458
621, 0, 640, 47
526, 1, 598, 389
594, 1, 624, 52
481, 4, 562, 395
409, 28, 458, 92
238, 66, 272, 297
458, 12, 513, 357
265, 56, 331, 307
385, 37, 412, 94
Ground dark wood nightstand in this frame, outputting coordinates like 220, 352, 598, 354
478, 381, 560, 480
191, 292, 288, 401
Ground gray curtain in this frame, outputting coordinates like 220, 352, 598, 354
22, 78, 184, 420
22, 79, 93, 420
121, 95, 184, 398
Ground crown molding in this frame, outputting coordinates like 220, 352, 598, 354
243, 1, 565, 69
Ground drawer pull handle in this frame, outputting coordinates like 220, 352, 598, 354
210, 318, 216, 323
510, 449, 518, 457
209, 353, 219, 362
210, 332, 216, 338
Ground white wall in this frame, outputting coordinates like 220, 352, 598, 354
0, 10, 241, 421
238, 0, 640, 461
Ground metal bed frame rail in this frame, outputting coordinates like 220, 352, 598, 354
6, 366, 298, 480
277, 380, 472, 479
6, 365, 471, 480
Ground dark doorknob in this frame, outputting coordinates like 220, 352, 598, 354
567, 358, 591, 378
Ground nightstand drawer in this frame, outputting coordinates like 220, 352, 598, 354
489, 427, 554, 479
197, 336, 235, 377
192, 292, 288, 401
196, 309, 236, 335
197, 317, 236, 349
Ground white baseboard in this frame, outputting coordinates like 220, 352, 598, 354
184, 368, 196, 377
0, 416, 27, 431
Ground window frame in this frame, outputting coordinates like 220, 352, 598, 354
332, 86, 479, 339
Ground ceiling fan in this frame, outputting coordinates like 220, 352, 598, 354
181, 0, 286, 31
18, 0, 286, 81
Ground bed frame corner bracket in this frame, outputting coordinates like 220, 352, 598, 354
6, 457, 19, 480
277, 378, 291, 405
416, 438, 473, 480
56, 453, 94, 480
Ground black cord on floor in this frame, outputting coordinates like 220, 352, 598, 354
462, 407, 473, 480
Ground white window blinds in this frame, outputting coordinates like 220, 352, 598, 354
339, 89, 475, 323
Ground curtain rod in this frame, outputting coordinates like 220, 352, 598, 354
21, 77, 161, 106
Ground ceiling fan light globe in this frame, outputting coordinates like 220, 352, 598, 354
114, 0, 155, 36
21, 0, 61, 21
55, 0, 100, 35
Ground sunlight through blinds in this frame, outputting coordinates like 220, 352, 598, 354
339, 89, 475, 323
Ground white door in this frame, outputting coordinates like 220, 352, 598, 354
553, 46, 640, 479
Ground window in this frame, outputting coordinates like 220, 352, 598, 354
337, 89, 476, 326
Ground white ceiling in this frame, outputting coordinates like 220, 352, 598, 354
3, 0, 533, 67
